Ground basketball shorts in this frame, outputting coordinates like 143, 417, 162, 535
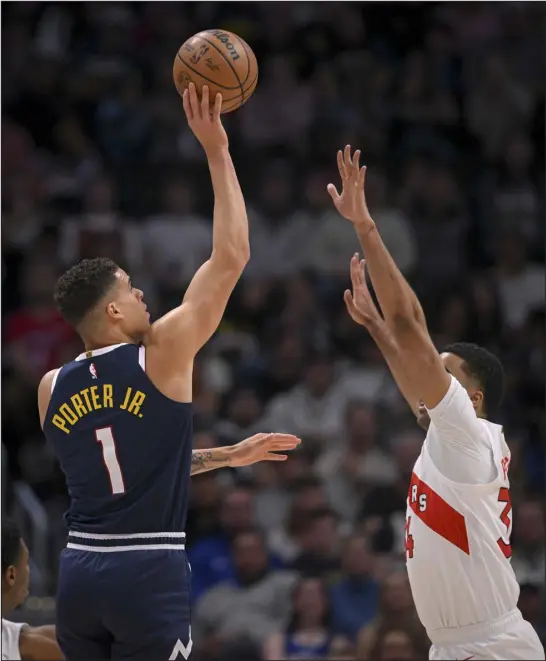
429, 609, 545, 660
56, 535, 193, 660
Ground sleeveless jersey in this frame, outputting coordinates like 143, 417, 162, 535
1, 619, 24, 660
284, 630, 332, 659
405, 377, 520, 641
43, 343, 193, 535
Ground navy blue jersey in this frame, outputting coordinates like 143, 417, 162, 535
43, 343, 193, 535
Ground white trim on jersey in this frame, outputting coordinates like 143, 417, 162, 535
75, 343, 129, 361
138, 345, 146, 372
50, 369, 60, 394
66, 542, 186, 552
68, 531, 186, 539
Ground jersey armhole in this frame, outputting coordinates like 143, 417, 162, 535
50, 369, 60, 394
138, 345, 146, 373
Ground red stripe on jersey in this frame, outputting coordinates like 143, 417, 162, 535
409, 472, 470, 555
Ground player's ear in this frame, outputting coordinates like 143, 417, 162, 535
106, 301, 123, 320
4, 565, 17, 588
470, 389, 484, 412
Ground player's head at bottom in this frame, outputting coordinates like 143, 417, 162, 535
416, 342, 506, 430
54, 258, 151, 345
1, 518, 30, 614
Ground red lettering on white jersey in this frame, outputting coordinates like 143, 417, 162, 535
408, 472, 470, 555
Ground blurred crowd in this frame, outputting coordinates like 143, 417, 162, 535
2, 2, 545, 659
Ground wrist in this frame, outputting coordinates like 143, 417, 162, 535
217, 445, 235, 465
354, 216, 375, 233
205, 145, 230, 162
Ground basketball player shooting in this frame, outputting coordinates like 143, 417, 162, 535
328, 146, 545, 661
37, 84, 300, 661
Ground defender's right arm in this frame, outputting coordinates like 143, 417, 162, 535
147, 85, 249, 364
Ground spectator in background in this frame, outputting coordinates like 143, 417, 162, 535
330, 534, 380, 643
359, 432, 423, 554
356, 572, 428, 660
511, 498, 545, 588
194, 529, 297, 650
292, 509, 341, 576
317, 401, 396, 523
493, 230, 544, 332
518, 583, 546, 645
263, 575, 346, 660
187, 486, 256, 601
260, 353, 349, 449
370, 624, 428, 661
144, 175, 211, 297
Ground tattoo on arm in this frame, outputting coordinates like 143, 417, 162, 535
191, 449, 231, 476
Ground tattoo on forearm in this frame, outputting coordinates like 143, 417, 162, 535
190, 450, 230, 475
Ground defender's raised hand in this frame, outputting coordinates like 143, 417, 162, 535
344, 254, 390, 338
182, 83, 228, 155
327, 146, 373, 227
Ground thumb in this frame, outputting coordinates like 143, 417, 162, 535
327, 183, 340, 202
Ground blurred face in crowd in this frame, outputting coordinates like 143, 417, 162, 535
164, 179, 194, 215
304, 170, 331, 211
346, 403, 377, 451
342, 535, 373, 580
514, 501, 544, 550
494, 232, 527, 273
378, 630, 417, 661
259, 171, 293, 218
233, 531, 268, 584
416, 352, 485, 429
228, 390, 263, 428
381, 572, 413, 615
304, 358, 334, 398
301, 513, 338, 556
220, 488, 254, 535
84, 177, 115, 214
391, 433, 422, 478
292, 577, 328, 626
190, 472, 220, 510
21, 258, 57, 309
2, 540, 30, 614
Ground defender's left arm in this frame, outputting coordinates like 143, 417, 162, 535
328, 146, 450, 410
19, 625, 64, 660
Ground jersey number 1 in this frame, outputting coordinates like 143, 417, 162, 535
95, 427, 126, 494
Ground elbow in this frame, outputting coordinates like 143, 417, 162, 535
391, 313, 422, 347
213, 244, 250, 272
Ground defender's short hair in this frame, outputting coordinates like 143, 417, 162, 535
2, 518, 22, 572
54, 258, 119, 327
443, 342, 505, 418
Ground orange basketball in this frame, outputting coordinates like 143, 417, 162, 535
173, 30, 258, 113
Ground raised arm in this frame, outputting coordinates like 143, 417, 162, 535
190, 433, 301, 476
329, 147, 450, 410
149, 84, 249, 361
343, 255, 419, 417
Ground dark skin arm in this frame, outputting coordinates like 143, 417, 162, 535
329, 147, 451, 410
19, 625, 64, 661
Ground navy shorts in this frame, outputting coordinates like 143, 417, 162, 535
56, 533, 192, 660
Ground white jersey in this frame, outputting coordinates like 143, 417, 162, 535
1, 619, 25, 660
405, 375, 520, 643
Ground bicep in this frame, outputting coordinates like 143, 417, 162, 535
150, 252, 245, 357
20, 627, 63, 661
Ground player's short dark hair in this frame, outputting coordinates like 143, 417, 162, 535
443, 342, 505, 419
54, 258, 119, 327
2, 518, 22, 573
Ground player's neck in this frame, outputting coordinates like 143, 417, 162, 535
81, 329, 140, 352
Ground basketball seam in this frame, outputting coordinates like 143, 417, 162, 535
221, 71, 259, 104
176, 52, 241, 91
193, 34, 245, 100
208, 30, 251, 85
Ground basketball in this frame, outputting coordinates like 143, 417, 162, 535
173, 30, 258, 113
